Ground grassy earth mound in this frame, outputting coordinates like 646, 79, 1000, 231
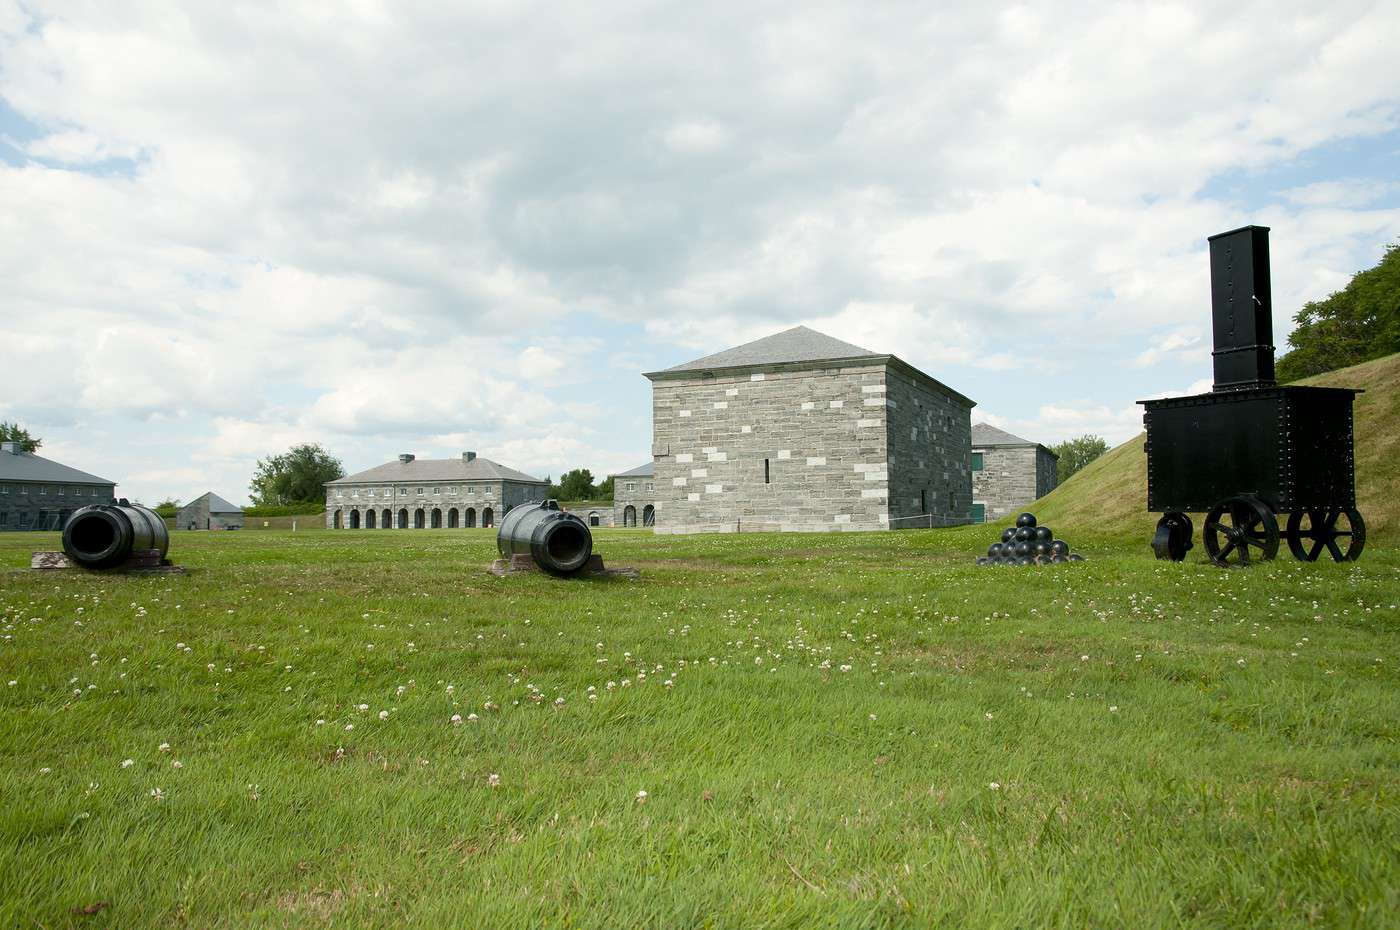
1034, 351, 1400, 542
1, 527, 1396, 927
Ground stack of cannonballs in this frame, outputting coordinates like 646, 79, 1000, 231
976, 512, 1085, 566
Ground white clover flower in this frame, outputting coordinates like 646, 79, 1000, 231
467, 713, 479, 722
487, 773, 500, 787
121, 759, 134, 769
1237, 658, 1246, 666
378, 710, 389, 720
988, 782, 1001, 791
357, 703, 368, 712
158, 742, 170, 752
39, 767, 51, 774
315, 719, 325, 726
344, 724, 354, 731
984, 712, 994, 720
868, 714, 877, 721
451, 714, 463, 725
636, 789, 648, 803
150, 787, 165, 801
554, 697, 565, 706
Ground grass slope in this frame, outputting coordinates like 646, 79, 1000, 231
1, 527, 1397, 928
1035, 351, 1400, 541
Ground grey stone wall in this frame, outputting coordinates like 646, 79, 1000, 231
884, 365, 974, 527
613, 479, 655, 527
326, 479, 549, 528
972, 445, 1058, 523
0, 481, 114, 531
651, 362, 897, 533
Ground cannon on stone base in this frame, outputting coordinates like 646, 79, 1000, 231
31, 500, 181, 573
490, 500, 637, 578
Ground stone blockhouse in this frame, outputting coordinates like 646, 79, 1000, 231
176, 492, 244, 530
970, 423, 1059, 523
0, 441, 116, 531
611, 462, 655, 527
324, 452, 548, 529
644, 326, 976, 533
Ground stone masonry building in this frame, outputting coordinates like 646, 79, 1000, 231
611, 462, 655, 527
0, 441, 117, 531
324, 452, 548, 529
970, 423, 1059, 523
175, 492, 245, 530
644, 326, 976, 533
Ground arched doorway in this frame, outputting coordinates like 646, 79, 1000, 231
623, 505, 636, 527
349, 509, 360, 529
465, 507, 476, 528
414, 508, 426, 528
482, 507, 494, 528
447, 508, 458, 528
333, 511, 342, 529
642, 504, 655, 527
589, 511, 599, 526
431, 508, 442, 528
365, 509, 376, 529
382, 509, 392, 529
397, 508, 408, 528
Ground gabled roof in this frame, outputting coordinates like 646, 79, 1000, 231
648, 326, 880, 375
0, 448, 115, 485
327, 455, 545, 486
972, 423, 1057, 456
612, 462, 654, 478
189, 492, 243, 513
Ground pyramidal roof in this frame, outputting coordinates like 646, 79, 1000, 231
649, 326, 881, 376
192, 491, 243, 513
0, 447, 115, 485
972, 423, 1054, 453
327, 455, 545, 485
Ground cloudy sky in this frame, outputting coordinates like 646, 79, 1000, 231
3, 1, 1398, 506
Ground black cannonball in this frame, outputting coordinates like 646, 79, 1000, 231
1051, 554, 1069, 564
1001, 528, 1016, 544
1033, 541, 1050, 556
1016, 556, 1033, 566
1069, 553, 1085, 562
1051, 539, 1069, 557
988, 543, 1003, 557
1014, 541, 1031, 558
1034, 526, 1052, 542
1015, 527, 1035, 542
1016, 512, 1037, 529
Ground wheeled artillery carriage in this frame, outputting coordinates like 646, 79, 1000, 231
1140, 226, 1365, 566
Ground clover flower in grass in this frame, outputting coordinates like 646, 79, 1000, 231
121, 759, 134, 769
378, 710, 389, 720
357, 704, 369, 712
636, 790, 648, 804
158, 742, 171, 753
988, 782, 1001, 791
344, 724, 354, 731
487, 773, 500, 787
451, 714, 463, 726
554, 697, 565, 707
172, 761, 183, 769
150, 787, 165, 801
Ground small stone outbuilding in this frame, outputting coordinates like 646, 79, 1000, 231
176, 492, 245, 530
970, 423, 1059, 523
611, 463, 655, 527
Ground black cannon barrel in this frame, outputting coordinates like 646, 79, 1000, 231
62, 501, 170, 569
496, 500, 594, 577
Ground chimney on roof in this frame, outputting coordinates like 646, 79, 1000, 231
0, 441, 20, 454
463, 451, 476, 462
399, 453, 415, 464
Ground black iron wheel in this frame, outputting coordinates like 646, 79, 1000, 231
1151, 512, 1193, 561
1203, 496, 1278, 566
1285, 509, 1366, 563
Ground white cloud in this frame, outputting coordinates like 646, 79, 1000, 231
1, 1, 1398, 503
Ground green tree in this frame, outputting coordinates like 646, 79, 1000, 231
0, 420, 41, 452
1050, 434, 1109, 484
595, 475, 615, 501
557, 468, 596, 501
153, 497, 181, 518
250, 443, 345, 506
1276, 242, 1400, 382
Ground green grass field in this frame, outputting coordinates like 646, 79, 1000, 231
2, 527, 1397, 928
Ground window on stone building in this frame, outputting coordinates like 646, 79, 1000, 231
40, 486, 48, 495
337, 490, 344, 499
626, 482, 635, 491
57, 486, 65, 495
0, 511, 6, 527
972, 452, 984, 471
920, 489, 927, 513
646, 482, 654, 492
433, 487, 441, 495
0, 484, 7, 494
764, 459, 770, 484
19, 485, 28, 495
416, 487, 424, 495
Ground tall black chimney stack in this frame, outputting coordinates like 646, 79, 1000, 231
1208, 225, 1275, 391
